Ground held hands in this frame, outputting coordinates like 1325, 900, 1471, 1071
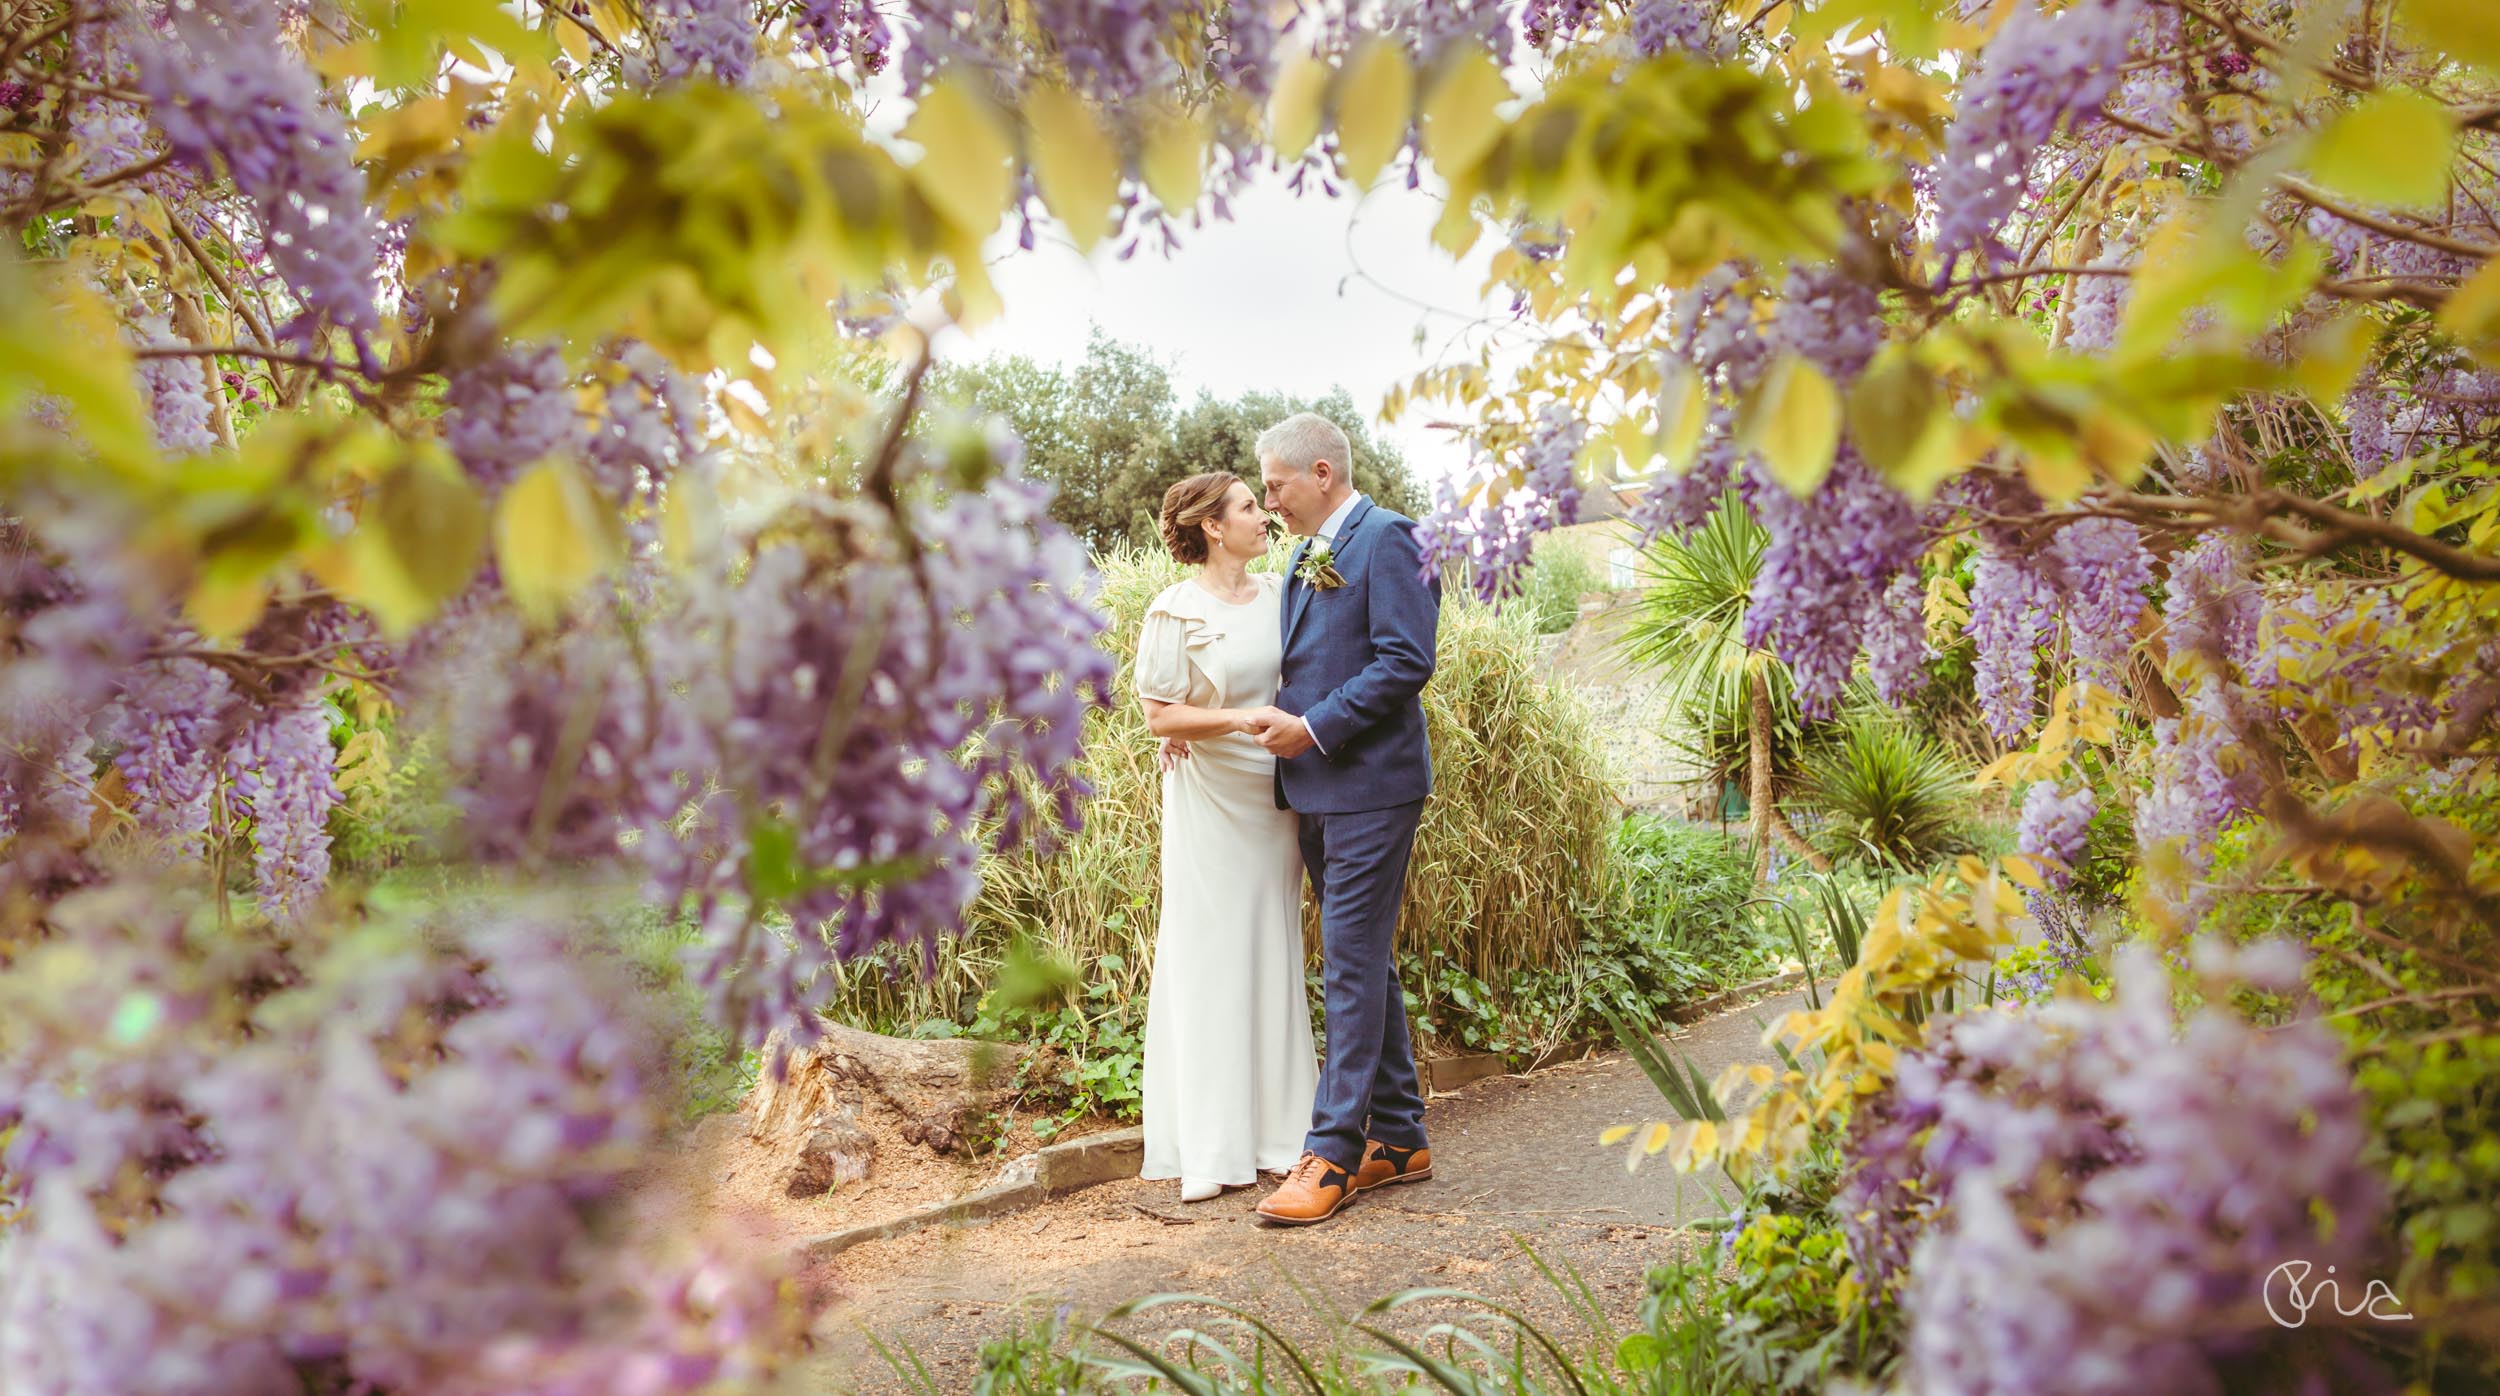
1243, 705, 1316, 759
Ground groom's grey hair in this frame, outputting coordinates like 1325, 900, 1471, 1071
1256, 412, 1355, 484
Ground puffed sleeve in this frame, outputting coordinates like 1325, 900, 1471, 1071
1132, 608, 1194, 705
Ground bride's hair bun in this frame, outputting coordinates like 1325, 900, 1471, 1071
1159, 472, 1241, 564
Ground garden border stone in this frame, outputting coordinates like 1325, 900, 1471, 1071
788, 970, 1809, 1266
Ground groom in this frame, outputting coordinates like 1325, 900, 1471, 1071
1243, 412, 1440, 1227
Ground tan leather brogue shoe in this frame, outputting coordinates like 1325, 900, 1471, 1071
1254, 1150, 1357, 1226
1351, 1139, 1432, 1191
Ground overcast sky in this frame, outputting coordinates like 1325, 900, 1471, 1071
926, 171, 1525, 485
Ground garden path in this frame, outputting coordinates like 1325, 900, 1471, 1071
792, 985, 1812, 1393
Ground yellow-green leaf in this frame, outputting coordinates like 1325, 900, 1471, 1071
2437, 254, 2500, 360
186, 573, 269, 641
1657, 357, 1707, 469
2404, 0, 2500, 68
1743, 354, 1842, 498
1140, 108, 1207, 212
378, 446, 487, 606
1269, 48, 1331, 160
494, 459, 620, 623
2307, 90, 2454, 210
1335, 38, 1414, 190
1847, 348, 1961, 500
1420, 47, 1509, 178
903, 77, 1016, 234
325, 445, 489, 636
1025, 85, 1120, 252
660, 471, 722, 568
2288, 311, 2377, 405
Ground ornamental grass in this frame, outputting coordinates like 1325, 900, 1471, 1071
820, 541, 1620, 1036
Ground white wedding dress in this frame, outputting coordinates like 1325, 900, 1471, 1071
1131, 572, 1319, 1191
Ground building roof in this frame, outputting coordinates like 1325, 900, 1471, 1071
1565, 480, 1643, 528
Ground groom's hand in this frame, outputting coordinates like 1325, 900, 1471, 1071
1246, 707, 1316, 759
1155, 736, 1190, 772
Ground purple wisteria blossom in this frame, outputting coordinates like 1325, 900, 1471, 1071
2017, 778, 2095, 886
136, 0, 383, 346
1416, 404, 1589, 603
2049, 516, 2152, 690
1933, 0, 2144, 268
2161, 531, 2263, 674
1846, 942, 2389, 1396
1968, 542, 2059, 741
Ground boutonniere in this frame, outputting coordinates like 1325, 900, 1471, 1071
1296, 540, 1346, 590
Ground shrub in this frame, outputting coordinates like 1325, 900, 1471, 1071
1788, 710, 1971, 871
1520, 536, 1610, 634
819, 542, 1621, 1061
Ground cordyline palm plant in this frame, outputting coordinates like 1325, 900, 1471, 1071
1789, 710, 1970, 871
1617, 495, 1827, 883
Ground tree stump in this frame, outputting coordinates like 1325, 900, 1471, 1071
784, 1103, 876, 1198
748, 1023, 1062, 1159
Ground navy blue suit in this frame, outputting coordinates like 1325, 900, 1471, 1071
1274, 495, 1440, 1172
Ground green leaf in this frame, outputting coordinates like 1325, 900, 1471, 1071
493, 458, 620, 623
1420, 47, 1509, 178
903, 77, 1016, 234
1335, 38, 1414, 189
1742, 354, 1842, 498
747, 815, 804, 902
2307, 90, 2455, 209
1025, 85, 1120, 252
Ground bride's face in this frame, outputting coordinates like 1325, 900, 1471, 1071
1205, 481, 1270, 562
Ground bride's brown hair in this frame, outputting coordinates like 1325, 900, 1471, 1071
1158, 472, 1242, 564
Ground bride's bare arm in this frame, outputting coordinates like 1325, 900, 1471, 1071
1140, 697, 1254, 741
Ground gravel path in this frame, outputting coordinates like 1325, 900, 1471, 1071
794, 987, 1813, 1393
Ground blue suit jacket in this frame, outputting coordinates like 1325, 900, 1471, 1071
1273, 495, 1441, 814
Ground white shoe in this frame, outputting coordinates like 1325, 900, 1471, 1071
1179, 1178, 1223, 1203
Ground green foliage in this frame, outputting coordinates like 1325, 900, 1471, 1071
1621, 495, 1786, 726
1521, 536, 1613, 634
959, 949, 1147, 1137
1788, 710, 1972, 871
1707, 1214, 1896, 1394
1401, 817, 1774, 1067
2201, 775, 2500, 1317
1169, 383, 1430, 522
932, 329, 1427, 551
818, 541, 1620, 1062
608, 903, 759, 1122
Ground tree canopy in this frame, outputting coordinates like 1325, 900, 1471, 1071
935, 328, 1429, 551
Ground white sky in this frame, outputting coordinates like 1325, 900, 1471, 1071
926, 171, 1520, 484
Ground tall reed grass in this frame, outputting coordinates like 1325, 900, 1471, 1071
819, 542, 1620, 1043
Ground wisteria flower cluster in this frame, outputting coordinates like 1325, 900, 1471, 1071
0, 889, 801, 1392
1843, 941, 2392, 1395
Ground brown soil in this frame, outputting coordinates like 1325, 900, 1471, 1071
615, 1090, 1130, 1261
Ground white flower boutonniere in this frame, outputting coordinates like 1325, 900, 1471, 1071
1296, 540, 1346, 590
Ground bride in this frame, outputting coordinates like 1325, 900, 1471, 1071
1131, 471, 1318, 1204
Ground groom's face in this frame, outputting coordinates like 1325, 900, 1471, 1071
1259, 454, 1332, 537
